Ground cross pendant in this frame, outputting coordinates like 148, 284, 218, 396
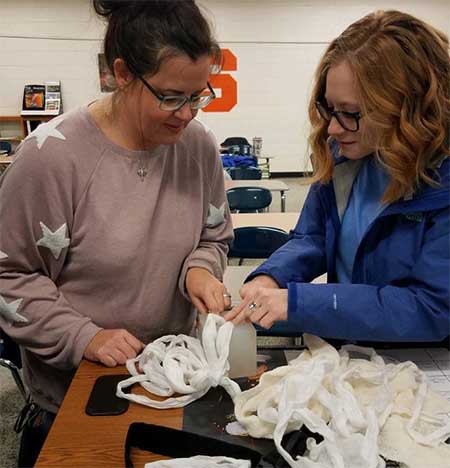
137, 167, 148, 181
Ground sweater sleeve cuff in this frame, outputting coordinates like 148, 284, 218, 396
287, 282, 304, 330
71, 322, 103, 367
246, 266, 287, 287
178, 259, 222, 302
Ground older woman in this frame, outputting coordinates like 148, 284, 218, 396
0, 1, 232, 466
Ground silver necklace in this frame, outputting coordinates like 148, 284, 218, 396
137, 152, 148, 181
137, 165, 148, 181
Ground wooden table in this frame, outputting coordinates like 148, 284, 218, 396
231, 212, 298, 233
30, 261, 448, 467
225, 179, 289, 212
0, 156, 14, 163
35, 361, 183, 468
255, 154, 275, 178
34, 268, 250, 467
34, 267, 326, 467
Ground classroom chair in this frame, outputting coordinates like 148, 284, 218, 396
226, 187, 272, 213
228, 166, 262, 180
228, 226, 289, 265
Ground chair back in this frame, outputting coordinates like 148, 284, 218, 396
0, 328, 27, 401
228, 226, 289, 259
229, 166, 262, 180
0, 141, 12, 155
226, 187, 272, 213
221, 137, 252, 156
221, 136, 250, 147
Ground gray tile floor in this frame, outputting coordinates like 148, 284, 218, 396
0, 175, 311, 468
0, 368, 22, 468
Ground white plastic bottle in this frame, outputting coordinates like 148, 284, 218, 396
197, 314, 257, 379
227, 320, 257, 378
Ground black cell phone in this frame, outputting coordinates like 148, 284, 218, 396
85, 374, 130, 416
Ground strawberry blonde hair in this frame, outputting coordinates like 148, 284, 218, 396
308, 10, 450, 203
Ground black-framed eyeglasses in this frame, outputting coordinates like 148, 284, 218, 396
138, 76, 216, 111
315, 101, 363, 132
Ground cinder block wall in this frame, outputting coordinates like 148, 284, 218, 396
0, 0, 448, 172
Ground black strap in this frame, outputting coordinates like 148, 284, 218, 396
14, 400, 56, 435
124, 422, 262, 468
123, 422, 329, 468
14, 400, 38, 433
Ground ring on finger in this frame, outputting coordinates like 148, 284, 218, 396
248, 302, 258, 311
223, 292, 232, 299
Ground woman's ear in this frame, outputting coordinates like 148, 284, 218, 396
113, 58, 134, 88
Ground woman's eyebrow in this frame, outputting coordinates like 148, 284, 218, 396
324, 96, 359, 108
159, 86, 207, 95
160, 88, 184, 94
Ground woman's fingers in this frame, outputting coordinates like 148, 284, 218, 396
191, 296, 208, 314
223, 300, 248, 323
123, 332, 145, 354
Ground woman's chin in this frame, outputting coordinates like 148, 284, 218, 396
339, 146, 373, 160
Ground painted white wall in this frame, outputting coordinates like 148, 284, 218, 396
0, 0, 449, 171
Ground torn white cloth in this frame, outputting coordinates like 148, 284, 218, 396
116, 314, 241, 408
378, 414, 450, 467
116, 318, 449, 468
144, 455, 251, 467
231, 335, 450, 468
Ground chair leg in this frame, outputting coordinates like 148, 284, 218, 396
0, 358, 28, 402
238, 258, 244, 266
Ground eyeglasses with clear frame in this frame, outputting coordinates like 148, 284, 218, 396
138, 76, 216, 111
315, 101, 363, 132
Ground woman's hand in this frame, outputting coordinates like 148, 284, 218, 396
224, 286, 288, 329
84, 329, 144, 367
186, 267, 231, 314
239, 275, 280, 300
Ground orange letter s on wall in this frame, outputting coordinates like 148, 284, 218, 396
202, 49, 237, 113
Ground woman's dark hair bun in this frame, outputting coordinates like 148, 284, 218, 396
93, 0, 190, 19
93, 0, 128, 18
95, 0, 220, 79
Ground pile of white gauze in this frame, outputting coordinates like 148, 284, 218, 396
228, 334, 450, 468
116, 314, 241, 408
117, 315, 450, 468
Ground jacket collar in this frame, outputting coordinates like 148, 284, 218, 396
332, 158, 362, 222
332, 155, 449, 219
384, 156, 450, 215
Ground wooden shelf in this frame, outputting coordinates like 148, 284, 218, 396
0, 114, 57, 138
0, 115, 26, 139
21, 115, 54, 121
0, 136, 23, 142
0, 115, 21, 123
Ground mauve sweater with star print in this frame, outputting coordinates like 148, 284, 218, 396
0, 106, 233, 412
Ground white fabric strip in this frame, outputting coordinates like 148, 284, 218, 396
231, 335, 450, 468
144, 455, 251, 467
116, 314, 241, 408
116, 319, 450, 467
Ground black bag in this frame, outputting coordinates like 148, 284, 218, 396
124, 422, 322, 468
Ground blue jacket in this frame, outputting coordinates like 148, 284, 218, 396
249, 156, 450, 342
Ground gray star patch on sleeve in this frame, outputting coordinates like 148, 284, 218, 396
206, 203, 226, 228
36, 222, 70, 260
25, 117, 66, 150
0, 295, 27, 325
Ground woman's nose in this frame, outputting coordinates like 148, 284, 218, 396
327, 116, 346, 136
174, 102, 194, 121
